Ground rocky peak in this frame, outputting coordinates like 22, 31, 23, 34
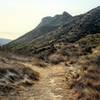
63, 11, 72, 17
38, 12, 72, 27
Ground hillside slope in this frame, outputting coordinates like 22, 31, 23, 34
8, 12, 72, 47
7, 6, 100, 58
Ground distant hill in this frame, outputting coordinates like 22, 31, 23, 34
0, 38, 11, 45
7, 6, 100, 59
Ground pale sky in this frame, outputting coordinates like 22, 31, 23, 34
0, 0, 100, 40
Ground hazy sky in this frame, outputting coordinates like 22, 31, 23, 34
0, 0, 100, 40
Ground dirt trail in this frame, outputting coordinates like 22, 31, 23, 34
20, 62, 76, 100
0, 56, 76, 100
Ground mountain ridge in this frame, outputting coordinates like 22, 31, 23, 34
7, 6, 100, 59
8, 11, 72, 46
